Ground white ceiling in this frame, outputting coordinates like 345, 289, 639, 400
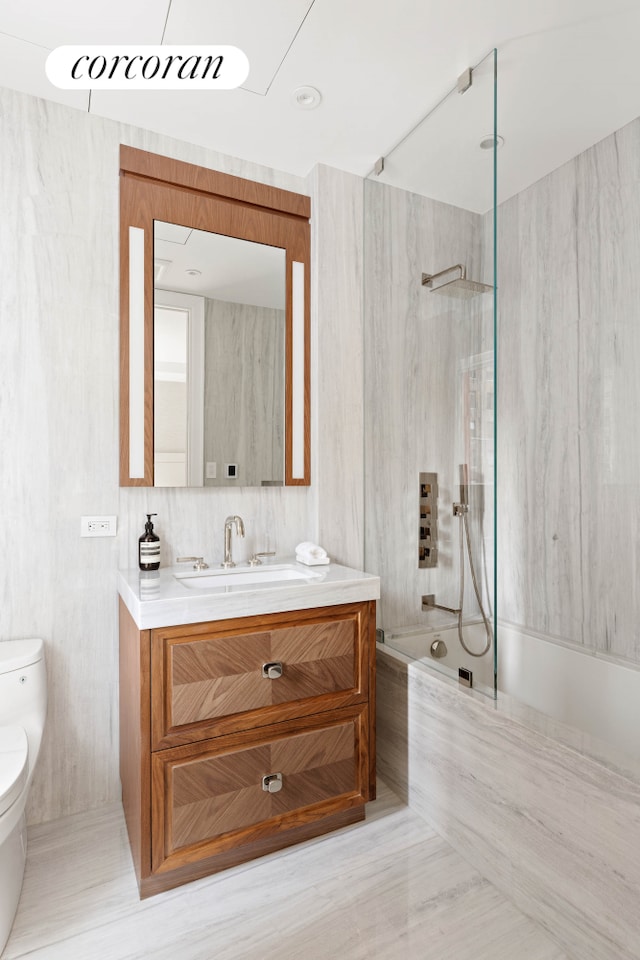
1, 0, 639, 209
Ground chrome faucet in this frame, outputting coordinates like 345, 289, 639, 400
176, 556, 209, 570
222, 515, 245, 568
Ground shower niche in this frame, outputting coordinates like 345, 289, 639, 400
419, 472, 438, 568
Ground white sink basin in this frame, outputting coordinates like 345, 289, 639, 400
175, 563, 323, 590
119, 559, 380, 629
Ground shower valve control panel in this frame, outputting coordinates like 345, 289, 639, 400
419, 472, 438, 568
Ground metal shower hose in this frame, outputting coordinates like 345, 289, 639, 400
457, 509, 493, 657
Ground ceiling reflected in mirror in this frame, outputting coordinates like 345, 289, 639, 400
154, 223, 286, 309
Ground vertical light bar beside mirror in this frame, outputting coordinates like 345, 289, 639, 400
128, 226, 145, 479
291, 260, 305, 480
186, 297, 205, 487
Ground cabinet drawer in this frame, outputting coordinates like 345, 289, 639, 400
151, 604, 371, 748
151, 708, 368, 874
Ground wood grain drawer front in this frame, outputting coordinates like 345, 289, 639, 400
153, 712, 366, 872
152, 609, 368, 746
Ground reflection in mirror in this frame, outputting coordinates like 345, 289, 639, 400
153, 222, 286, 487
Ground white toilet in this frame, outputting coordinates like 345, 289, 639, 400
0, 639, 47, 955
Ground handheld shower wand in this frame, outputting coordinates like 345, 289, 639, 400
459, 463, 469, 507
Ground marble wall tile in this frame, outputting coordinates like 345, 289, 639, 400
377, 648, 640, 960
363, 179, 493, 630
574, 119, 640, 662
496, 115, 640, 664
496, 161, 583, 641
0, 86, 363, 823
310, 164, 365, 569
0, 91, 124, 823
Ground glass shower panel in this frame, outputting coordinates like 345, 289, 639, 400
364, 50, 497, 697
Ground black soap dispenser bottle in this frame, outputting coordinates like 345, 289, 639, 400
139, 513, 161, 571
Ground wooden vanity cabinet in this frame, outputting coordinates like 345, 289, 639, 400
119, 599, 376, 897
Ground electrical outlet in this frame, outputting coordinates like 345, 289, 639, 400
80, 516, 117, 537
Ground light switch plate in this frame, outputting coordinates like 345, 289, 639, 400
205, 461, 217, 479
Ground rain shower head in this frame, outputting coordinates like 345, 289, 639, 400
421, 264, 492, 300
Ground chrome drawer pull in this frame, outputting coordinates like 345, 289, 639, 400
262, 773, 283, 793
262, 661, 283, 679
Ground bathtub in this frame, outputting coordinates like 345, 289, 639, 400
499, 621, 640, 763
381, 620, 495, 697
381, 618, 640, 763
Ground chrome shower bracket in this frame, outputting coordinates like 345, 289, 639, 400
422, 264, 466, 290
422, 594, 461, 616
457, 67, 472, 94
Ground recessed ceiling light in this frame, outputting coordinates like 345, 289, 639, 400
293, 85, 322, 110
479, 134, 504, 151
185, 268, 202, 277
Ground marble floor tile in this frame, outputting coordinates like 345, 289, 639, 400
5, 782, 570, 960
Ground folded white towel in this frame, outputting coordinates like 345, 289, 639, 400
295, 541, 328, 559
296, 553, 330, 566
295, 541, 330, 565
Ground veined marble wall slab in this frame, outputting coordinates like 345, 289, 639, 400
0, 87, 363, 824
497, 116, 640, 664
364, 179, 494, 630
377, 647, 640, 960
203, 299, 285, 487
311, 165, 365, 570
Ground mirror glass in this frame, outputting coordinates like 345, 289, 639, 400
153, 221, 286, 487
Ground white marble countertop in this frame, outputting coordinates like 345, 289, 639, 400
118, 556, 380, 629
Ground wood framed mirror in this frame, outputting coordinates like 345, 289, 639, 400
119, 146, 311, 487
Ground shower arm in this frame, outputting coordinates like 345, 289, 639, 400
421, 264, 465, 287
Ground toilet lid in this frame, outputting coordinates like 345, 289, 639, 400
0, 638, 44, 673
0, 726, 29, 817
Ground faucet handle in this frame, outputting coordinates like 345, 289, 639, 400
176, 556, 209, 570
248, 551, 276, 566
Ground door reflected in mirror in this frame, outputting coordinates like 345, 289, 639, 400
154, 221, 286, 487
